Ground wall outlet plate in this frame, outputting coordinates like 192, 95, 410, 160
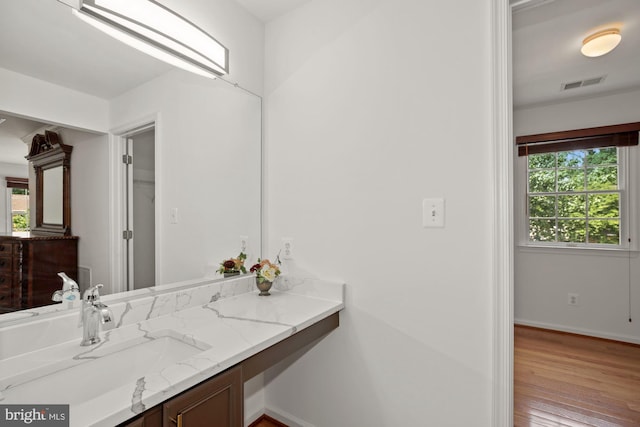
281, 238, 293, 259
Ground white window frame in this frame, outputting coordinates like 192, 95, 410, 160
516, 146, 638, 252
4, 186, 12, 233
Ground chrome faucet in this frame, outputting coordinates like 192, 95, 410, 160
52, 272, 80, 303
80, 284, 113, 346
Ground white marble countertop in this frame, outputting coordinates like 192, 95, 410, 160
0, 276, 344, 427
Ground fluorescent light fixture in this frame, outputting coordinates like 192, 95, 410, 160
581, 29, 621, 58
73, 0, 228, 78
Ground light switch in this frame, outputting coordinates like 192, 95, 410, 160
423, 198, 445, 228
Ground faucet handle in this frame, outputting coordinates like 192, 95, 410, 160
83, 284, 104, 303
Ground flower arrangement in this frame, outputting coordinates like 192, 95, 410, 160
250, 258, 281, 284
217, 252, 247, 276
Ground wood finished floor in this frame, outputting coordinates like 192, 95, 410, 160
514, 325, 640, 427
249, 415, 288, 427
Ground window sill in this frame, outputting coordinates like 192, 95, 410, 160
517, 244, 639, 258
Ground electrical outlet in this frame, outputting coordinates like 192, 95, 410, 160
568, 293, 579, 306
240, 235, 248, 254
282, 238, 293, 260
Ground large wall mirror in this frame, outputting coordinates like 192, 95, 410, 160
27, 130, 72, 236
0, 0, 262, 319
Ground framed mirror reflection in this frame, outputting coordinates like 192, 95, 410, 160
0, 0, 262, 318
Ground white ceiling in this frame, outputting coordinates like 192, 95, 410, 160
234, 0, 310, 22
0, 0, 171, 100
513, 0, 640, 108
1, 0, 636, 107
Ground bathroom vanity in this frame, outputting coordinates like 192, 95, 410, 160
121, 311, 339, 427
0, 275, 344, 427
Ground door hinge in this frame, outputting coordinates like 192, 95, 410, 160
122, 154, 133, 165
122, 230, 133, 240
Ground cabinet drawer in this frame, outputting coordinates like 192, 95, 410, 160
0, 256, 20, 273
0, 287, 13, 308
0, 243, 17, 256
0, 273, 18, 288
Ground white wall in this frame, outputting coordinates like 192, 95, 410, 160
110, 0, 264, 286
262, 0, 494, 425
59, 128, 111, 293
109, 69, 262, 282
0, 163, 29, 234
0, 67, 109, 133
514, 89, 640, 343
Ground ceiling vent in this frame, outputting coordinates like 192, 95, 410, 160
561, 76, 605, 91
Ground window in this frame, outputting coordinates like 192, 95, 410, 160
11, 187, 29, 233
527, 147, 623, 246
516, 122, 640, 249
5, 177, 29, 235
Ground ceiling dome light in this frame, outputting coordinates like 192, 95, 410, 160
581, 29, 621, 57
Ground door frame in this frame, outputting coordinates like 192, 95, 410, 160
491, 0, 513, 426
109, 114, 162, 294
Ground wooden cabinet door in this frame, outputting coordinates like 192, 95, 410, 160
163, 366, 242, 427
121, 406, 162, 427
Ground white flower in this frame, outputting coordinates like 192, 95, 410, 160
261, 265, 277, 282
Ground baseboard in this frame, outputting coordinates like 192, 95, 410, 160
264, 407, 315, 427
245, 408, 265, 427
514, 318, 640, 345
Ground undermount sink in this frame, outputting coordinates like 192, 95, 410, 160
1, 330, 211, 404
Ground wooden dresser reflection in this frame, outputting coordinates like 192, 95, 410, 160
0, 235, 78, 312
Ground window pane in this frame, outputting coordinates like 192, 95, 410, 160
588, 193, 619, 218
10, 188, 30, 233
588, 220, 620, 244
587, 166, 618, 190
529, 219, 556, 242
528, 153, 555, 169
529, 195, 555, 218
12, 213, 29, 232
526, 145, 625, 248
557, 150, 585, 168
586, 147, 617, 166
558, 219, 586, 243
529, 170, 555, 193
557, 168, 584, 192
558, 194, 585, 218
